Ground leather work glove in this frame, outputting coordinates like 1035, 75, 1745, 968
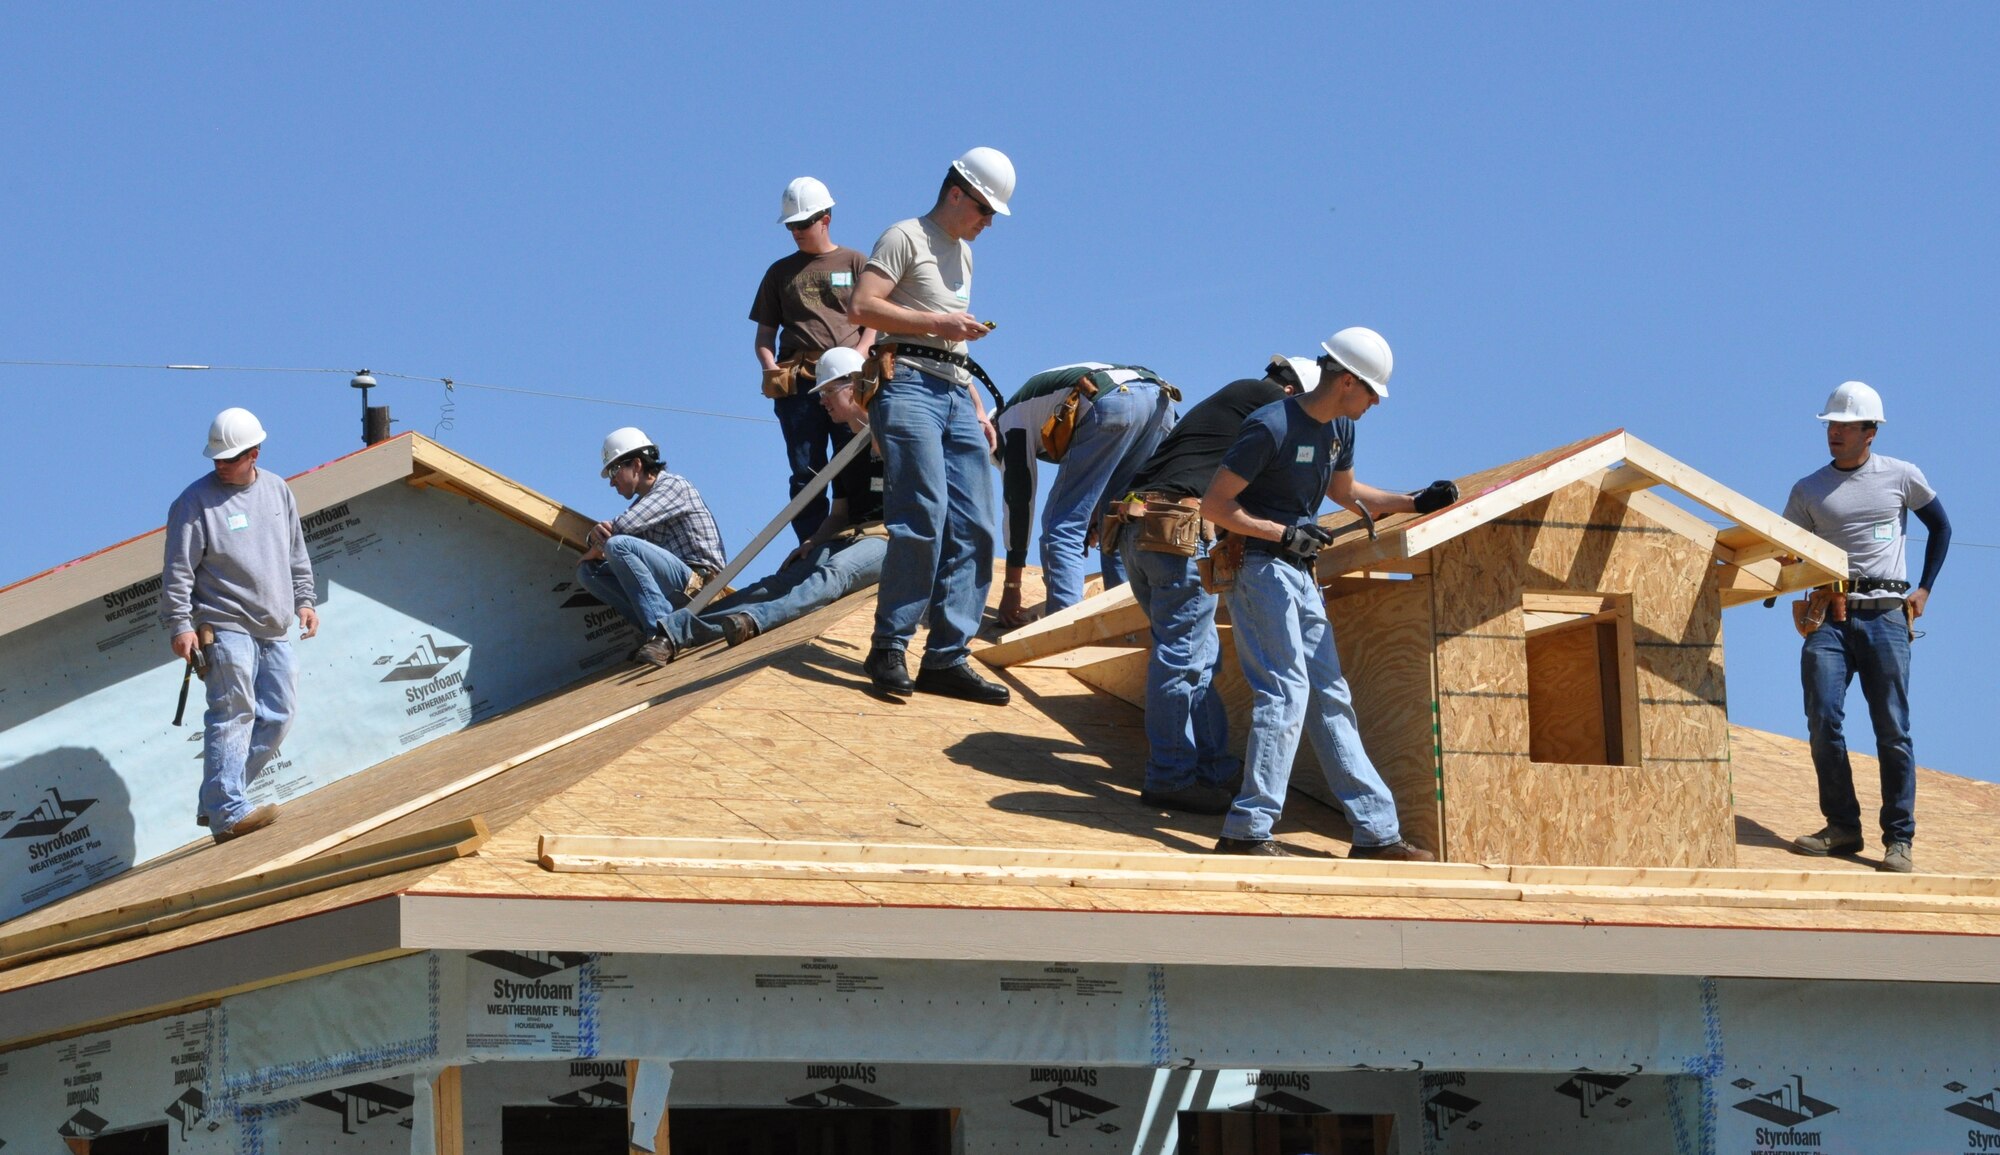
1279, 523, 1335, 562
1412, 479, 1460, 514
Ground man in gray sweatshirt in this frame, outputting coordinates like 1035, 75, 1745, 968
161, 407, 319, 843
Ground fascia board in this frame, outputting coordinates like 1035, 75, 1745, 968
1396, 433, 1634, 559
1617, 434, 1846, 582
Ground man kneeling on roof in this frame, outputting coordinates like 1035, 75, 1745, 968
647, 349, 890, 661
1199, 327, 1458, 859
576, 427, 727, 667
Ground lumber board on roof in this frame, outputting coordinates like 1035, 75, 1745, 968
1068, 645, 1149, 708
0, 817, 487, 970
409, 435, 594, 550
978, 584, 1145, 667
1620, 489, 1723, 552
1618, 434, 1844, 581
1017, 644, 1146, 671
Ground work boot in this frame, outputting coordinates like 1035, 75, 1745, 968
213, 803, 279, 844
864, 647, 914, 696
1348, 839, 1436, 862
1793, 825, 1864, 856
1879, 841, 1915, 873
913, 661, 1011, 705
636, 633, 679, 667
1213, 836, 1292, 857
1139, 783, 1235, 815
720, 613, 760, 648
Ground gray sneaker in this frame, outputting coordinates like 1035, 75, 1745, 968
1879, 841, 1914, 873
1793, 825, 1864, 856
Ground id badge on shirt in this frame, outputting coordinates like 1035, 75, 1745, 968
1295, 445, 1315, 464
830, 271, 853, 288
1873, 521, 1895, 542
227, 513, 250, 531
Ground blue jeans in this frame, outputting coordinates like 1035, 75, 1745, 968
660, 534, 888, 650
201, 628, 297, 829
1223, 553, 1401, 844
576, 535, 698, 635
870, 366, 997, 668
1041, 382, 1177, 612
1118, 524, 1238, 793
1802, 603, 1915, 843
774, 392, 850, 543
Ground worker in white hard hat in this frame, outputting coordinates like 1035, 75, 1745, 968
159, 408, 319, 844
1104, 357, 1317, 815
576, 427, 728, 667
1782, 381, 1951, 874
752, 176, 878, 545
991, 361, 1180, 627
845, 147, 1017, 704
649, 348, 890, 660
1199, 328, 1459, 858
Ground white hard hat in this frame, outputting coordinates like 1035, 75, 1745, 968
951, 147, 1015, 216
204, 407, 268, 459
600, 426, 659, 476
1319, 326, 1394, 397
778, 176, 835, 225
1268, 355, 1322, 393
1817, 380, 1886, 423
811, 347, 867, 393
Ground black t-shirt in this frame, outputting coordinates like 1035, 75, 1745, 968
1126, 376, 1291, 498
832, 433, 886, 524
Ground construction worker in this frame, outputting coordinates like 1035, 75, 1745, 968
993, 362, 1180, 627
160, 408, 317, 844
1784, 381, 1950, 874
576, 427, 727, 667
1199, 329, 1458, 857
1110, 356, 1316, 814
649, 349, 889, 658
752, 176, 877, 543
847, 147, 1016, 704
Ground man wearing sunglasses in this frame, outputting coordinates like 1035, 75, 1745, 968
847, 147, 1017, 704
161, 408, 318, 844
1200, 328, 1458, 859
752, 176, 876, 544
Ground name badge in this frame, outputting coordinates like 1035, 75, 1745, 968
830, 271, 853, 288
953, 286, 971, 302
1295, 445, 1315, 464
870, 477, 884, 491
1873, 521, 1895, 542
226, 513, 250, 531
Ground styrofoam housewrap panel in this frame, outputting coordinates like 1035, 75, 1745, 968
1166, 965, 1715, 1073
0, 481, 635, 922
1417, 1071, 1698, 1155
249, 1078, 416, 1155
0, 1008, 225, 1153
220, 952, 454, 1104
1712, 977, 2000, 1155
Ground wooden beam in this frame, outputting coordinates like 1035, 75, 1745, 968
1312, 531, 1409, 584
432, 1066, 465, 1155
409, 435, 596, 551
1617, 435, 1845, 582
0, 818, 488, 971
1594, 463, 1660, 495
1621, 489, 1725, 554
1400, 433, 1635, 559
976, 584, 1146, 667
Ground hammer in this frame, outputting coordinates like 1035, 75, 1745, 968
172, 625, 213, 727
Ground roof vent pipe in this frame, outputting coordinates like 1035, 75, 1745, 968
351, 369, 393, 445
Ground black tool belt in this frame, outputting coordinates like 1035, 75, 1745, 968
1243, 539, 1316, 569
881, 342, 1005, 411
1835, 578, 1910, 595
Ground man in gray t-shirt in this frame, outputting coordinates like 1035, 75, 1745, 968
1781, 381, 1951, 873
161, 408, 319, 844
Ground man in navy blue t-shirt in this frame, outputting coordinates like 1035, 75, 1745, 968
1200, 327, 1458, 858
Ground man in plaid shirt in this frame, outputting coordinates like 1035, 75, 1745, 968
576, 426, 727, 666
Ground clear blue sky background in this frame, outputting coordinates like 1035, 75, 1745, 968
3, 5, 1994, 782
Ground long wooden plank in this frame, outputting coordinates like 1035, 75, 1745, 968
433, 1066, 466, 1155
977, 584, 1145, 667
409, 435, 595, 550
1618, 434, 1845, 581
0, 817, 488, 969
1401, 433, 1634, 558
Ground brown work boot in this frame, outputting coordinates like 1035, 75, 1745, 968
720, 613, 760, 648
1348, 839, 1435, 862
1793, 825, 1864, 856
636, 634, 679, 667
1213, 836, 1293, 857
213, 803, 279, 844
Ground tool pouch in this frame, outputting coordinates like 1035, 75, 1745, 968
1197, 531, 1246, 595
194, 624, 216, 681
1037, 378, 1100, 464
1137, 499, 1203, 558
761, 352, 817, 400
1792, 588, 1835, 638
857, 346, 896, 411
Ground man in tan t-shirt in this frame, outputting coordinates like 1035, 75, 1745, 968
848, 147, 1016, 705
752, 176, 877, 542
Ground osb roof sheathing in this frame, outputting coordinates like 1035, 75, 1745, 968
5, 571, 1997, 1002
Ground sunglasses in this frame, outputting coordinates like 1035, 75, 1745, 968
786, 211, 828, 232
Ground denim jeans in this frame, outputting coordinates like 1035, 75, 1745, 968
1222, 553, 1401, 844
659, 534, 888, 650
1040, 382, 1177, 612
1118, 523, 1239, 793
1802, 603, 1915, 842
774, 391, 850, 543
576, 535, 698, 635
870, 366, 997, 669
201, 628, 297, 830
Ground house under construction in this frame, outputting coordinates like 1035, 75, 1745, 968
1, 431, 1995, 1155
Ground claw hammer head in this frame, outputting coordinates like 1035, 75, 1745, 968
1354, 499, 1378, 541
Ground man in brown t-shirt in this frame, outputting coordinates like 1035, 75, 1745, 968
751, 176, 876, 542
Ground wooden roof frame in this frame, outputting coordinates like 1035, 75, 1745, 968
0, 433, 594, 640
1309, 429, 1846, 607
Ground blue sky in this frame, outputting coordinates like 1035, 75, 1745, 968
3, 4, 1994, 781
